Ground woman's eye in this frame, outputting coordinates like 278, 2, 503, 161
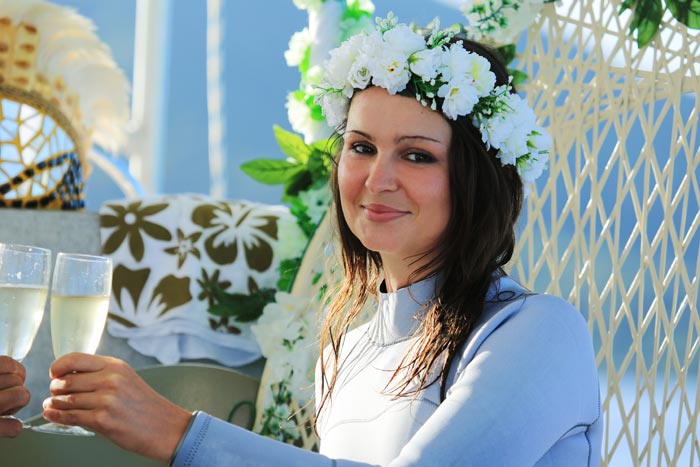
405, 152, 436, 163
350, 142, 374, 154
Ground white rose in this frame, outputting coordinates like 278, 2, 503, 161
519, 152, 548, 185
466, 53, 496, 96
438, 78, 480, 119
476, 110, 515, 153
499, 125, 530, 166
409, 48, 443, 81
439, 42, 472, 82
316, 91, 349, 128
382, 24, 425, 56
322, 33, 366, 89
367, 42, 412, 95
347, 53, 371, 89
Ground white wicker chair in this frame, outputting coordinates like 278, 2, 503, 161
515, 2, 699, 465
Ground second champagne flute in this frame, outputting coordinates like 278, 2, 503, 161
33, 252, 112, 436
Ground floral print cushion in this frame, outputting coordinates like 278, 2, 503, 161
99, 193, 296, 366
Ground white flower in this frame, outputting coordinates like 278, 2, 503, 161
347, 54, 371, 89
499, 124, 530, 166
439, 42, 472, 82
438, 78, 481, 120
519, 152, 548, 185
285, 28, 312, 67
275, 214, 309, 261
315, 90, 349, 128
322, 33, 366, 90
466, 53, 496, 96
528, 126, 552, 156
367, 44, 412, 95
476, 109, 514, 154
382, 23, 425, 57
409, 48, 443, 81
251, 292, 310, 359
299, 184, 332, 224
286, 92, 330, 144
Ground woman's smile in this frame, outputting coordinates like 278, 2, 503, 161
361, 203, 410, 222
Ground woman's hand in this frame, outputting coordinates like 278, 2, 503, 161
42, 353, 192, 462
0, 356, 30, 438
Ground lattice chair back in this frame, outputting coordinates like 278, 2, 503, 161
513, 1, 699, 465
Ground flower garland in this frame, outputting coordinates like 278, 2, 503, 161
315, 13, 551, 186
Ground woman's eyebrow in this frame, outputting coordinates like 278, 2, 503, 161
396, 135, 444, 144
345, 129, 444, 145
345, 129, 373, 140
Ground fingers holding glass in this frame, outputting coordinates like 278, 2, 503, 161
33, 253, 112, 436
0, 243, 51, 430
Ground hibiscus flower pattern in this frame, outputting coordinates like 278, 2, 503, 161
101, 201, 172, 261
192, 201, 278, 271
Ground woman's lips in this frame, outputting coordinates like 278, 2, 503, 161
361, 203, 408, 222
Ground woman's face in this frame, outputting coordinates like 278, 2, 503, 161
338, 86, 452, 266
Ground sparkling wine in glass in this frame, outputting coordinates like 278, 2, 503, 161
0, 243, 51, 428
33, 253, 111, 436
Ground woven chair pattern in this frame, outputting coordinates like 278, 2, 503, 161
514, 1, 699, 465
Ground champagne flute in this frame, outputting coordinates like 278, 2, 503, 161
33, 253, 112, 436
0, 243, 51, 428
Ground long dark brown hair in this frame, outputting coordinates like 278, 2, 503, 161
316, 38, 524, 421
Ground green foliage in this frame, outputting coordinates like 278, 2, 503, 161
620, 0, 664, 46
620, 0, 699, 47
343, 0, 373, 21
277, 257, 302, 292
496, 45, 529, 85
666, 0, 700, 28
243, 126, 333, 200
289, 197, 317, 238
205, 285, 276, 322
240, 158, 303, 185
274, 124, 311, 163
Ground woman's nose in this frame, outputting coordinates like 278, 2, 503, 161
365, 155, 398, 193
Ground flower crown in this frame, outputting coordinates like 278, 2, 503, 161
314, 14, 550, 188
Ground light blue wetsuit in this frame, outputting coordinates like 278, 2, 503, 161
172, 276, 602, 466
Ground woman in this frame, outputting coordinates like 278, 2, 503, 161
43, 15, 601, 466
